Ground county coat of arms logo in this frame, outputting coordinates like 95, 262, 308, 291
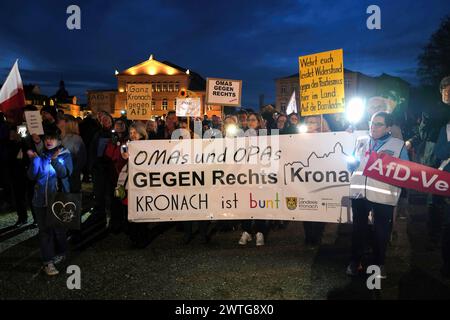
286, 197, 298, 210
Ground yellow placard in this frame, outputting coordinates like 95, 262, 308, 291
298, 49, 345, 116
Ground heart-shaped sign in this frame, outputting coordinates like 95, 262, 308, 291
51, 201, 77, 223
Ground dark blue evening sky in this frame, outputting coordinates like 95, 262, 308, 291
0, 0, 449, 106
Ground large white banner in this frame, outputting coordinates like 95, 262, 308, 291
128, 131, 367, 223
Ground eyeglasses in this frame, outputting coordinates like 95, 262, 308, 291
369, 121, 386, 128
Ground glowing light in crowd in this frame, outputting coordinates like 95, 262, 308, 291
226, 124, 238, 136
121, 110, 126, 115
114, 70, 119, 75
17, 125, 27, 138
346, 97, 365, 124
345, 155, 357, 163
298, 124, 308, 133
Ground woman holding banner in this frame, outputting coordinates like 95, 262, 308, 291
302, 115, 330, 246
116, 122, 148, 242
286, 113, 301, 133
346, 111, 409, 278
239, 112, 268, 246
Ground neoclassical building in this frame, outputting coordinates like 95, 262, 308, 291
88, 56, 222, 119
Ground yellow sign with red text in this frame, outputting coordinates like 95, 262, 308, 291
298, 49, 345, 116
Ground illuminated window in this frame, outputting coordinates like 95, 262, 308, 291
156, 83, 161, 92
152, 83, 155, 92
152, 100, 156, 111
168, 83, 174, 92
175, 82, 179, 91
162, 99, 168, 110
162, 83, 167, 92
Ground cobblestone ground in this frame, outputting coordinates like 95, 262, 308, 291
1, 196, 449, 300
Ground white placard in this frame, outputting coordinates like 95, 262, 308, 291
176, 98, 201, 117
206, 78, 242, 107
24, 111, 44, 135
446, 124, 450, 142
128, 131, 367, 223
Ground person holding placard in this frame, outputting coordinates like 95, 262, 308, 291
346, 111, 409, 279
115, 122, 147, 239
7, 105, 42, 227
301, 116, 330, 246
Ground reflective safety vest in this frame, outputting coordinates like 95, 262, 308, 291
349, 136, 405, 206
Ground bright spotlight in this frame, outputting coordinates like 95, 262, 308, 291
345, 155, 357, 163
226, 124, 238, 136
346, 97, 365, 124
298, 124, 308, 133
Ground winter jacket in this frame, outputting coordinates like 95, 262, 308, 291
27, 147, 73, 207
88, 128, 112, 170
62, 134, 86, 192
104, 135, 128, 184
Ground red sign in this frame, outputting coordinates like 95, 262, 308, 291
363, 152, 450, 197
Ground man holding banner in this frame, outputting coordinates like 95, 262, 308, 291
346, 111, 409, 278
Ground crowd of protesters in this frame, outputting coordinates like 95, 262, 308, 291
0, 76, 449, 278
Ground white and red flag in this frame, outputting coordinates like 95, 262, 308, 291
0, 60, 26, 115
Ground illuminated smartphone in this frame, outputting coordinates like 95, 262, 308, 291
17, 125, 28, 138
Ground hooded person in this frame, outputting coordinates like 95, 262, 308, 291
41, 105, 59, 135
27, 127, 73, 276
